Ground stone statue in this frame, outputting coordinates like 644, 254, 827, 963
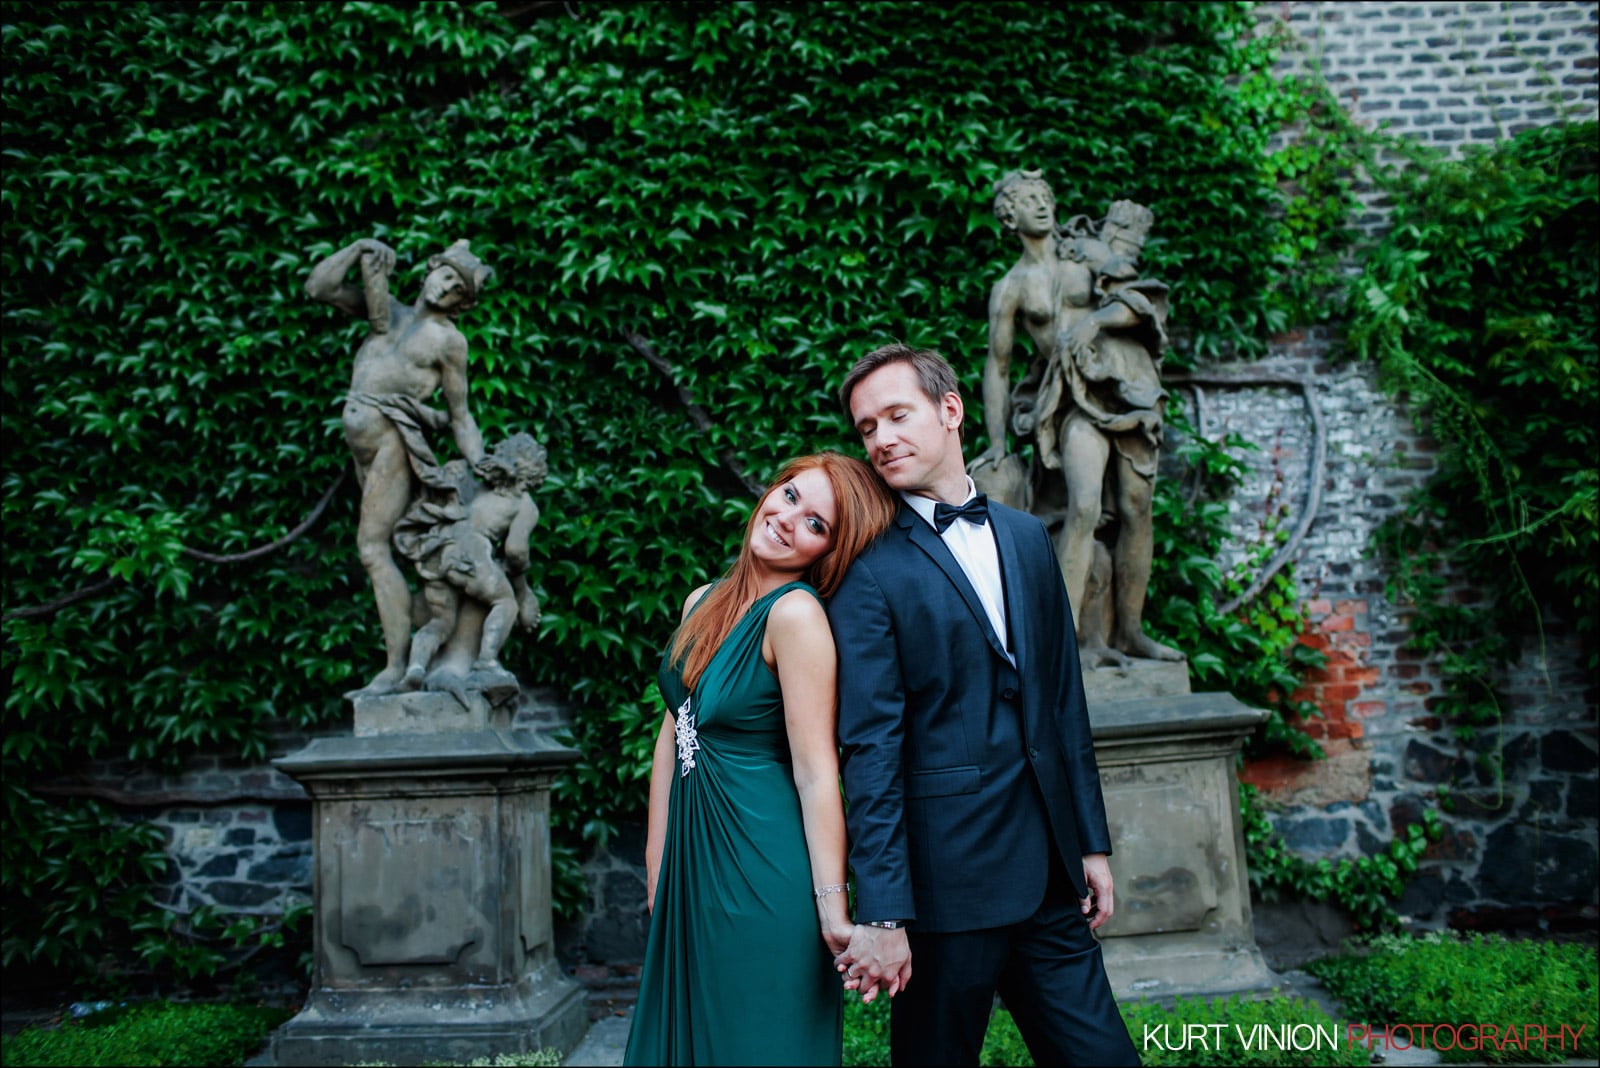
975, 170, 1183, 667
306, 237, 494, 698
393, 433, 546, 698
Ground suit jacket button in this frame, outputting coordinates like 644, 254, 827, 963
1028, 746, 1039, 759
1002, 687, 1017, 700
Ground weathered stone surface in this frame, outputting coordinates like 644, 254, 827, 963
196, 854, 240, 878
1538, 835, 1598, 901
1281, 816, 1350, 854
1567, 775, 1597, 819
584, 907, 649, 966
1479, 824, 1537, 902
1403, 739, 1464, 783
1250, 898, 1354, 971
246, 849, 309, 886
1540, 729, 1598, 773
274, 803, 311, 842
1518, 779, 1564, 821
1091, 690, 1273, 998
1082, 659, 1192, 703
1451, 786, 1517, 820
1396, 871, 1445, 920
1498, 731, 1540, 779
353, 689, 509, 737
208, 880, 280, 908
1421, 827, 1477, 863
1449, 905, 1545, 933
272, 723, 584, 1066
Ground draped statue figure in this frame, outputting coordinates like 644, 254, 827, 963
974, 171, 1183, 667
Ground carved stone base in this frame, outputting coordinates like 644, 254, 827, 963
1090, 691, 1276, 1001
1082, 657, 1193, 704
272, 693, 585, 1066
271, 971, 586, 1067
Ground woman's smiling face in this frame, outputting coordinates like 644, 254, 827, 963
748, 468, 838, 576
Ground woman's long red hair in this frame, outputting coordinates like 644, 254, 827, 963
669, 451, 897, 692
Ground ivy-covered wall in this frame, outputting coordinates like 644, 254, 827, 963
2, 0, 1314, 991
2, 0, 1593, 1001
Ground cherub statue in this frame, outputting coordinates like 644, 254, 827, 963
393, 433, 547, 697
306, 237, 495, 698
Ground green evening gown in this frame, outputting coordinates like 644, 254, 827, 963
623, 582, 842, 1067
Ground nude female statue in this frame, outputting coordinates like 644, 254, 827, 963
979, 171, 1182, 666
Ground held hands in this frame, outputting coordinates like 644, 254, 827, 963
1081, 852, 1115, 931
833, 924, 912, 1004
821, 917, 855, 960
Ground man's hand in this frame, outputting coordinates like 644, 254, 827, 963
833, 924, 912, 1003
1081, 852, 1115, 931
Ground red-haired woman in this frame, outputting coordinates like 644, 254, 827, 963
624, 452, 898, 1066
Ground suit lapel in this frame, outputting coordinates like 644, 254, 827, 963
990, 507, 1030, 678
897, 507, 1010, 663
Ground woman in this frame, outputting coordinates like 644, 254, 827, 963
624, 452, 898, 1067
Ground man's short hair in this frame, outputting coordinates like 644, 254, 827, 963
839, 342, 962, 421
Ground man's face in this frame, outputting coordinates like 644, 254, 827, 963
848, 361, 965, 497
422, 264, 469, 310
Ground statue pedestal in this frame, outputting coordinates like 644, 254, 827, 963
1087, 668, 1276, 1001
271, 692, 586, 1066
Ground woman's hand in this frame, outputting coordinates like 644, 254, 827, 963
821, 915, 855, 958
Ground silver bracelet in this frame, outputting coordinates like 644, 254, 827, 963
813, 883, 850, 898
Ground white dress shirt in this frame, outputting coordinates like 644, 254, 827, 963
901, 478, 1014, 665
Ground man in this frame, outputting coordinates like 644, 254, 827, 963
306, 237, 493, 698
829, 343, 1138, 1066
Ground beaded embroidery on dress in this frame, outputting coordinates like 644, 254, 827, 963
674, 695, 699, 776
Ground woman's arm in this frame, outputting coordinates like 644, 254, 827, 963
644, 710, 675, 913
767, 590, 853, 955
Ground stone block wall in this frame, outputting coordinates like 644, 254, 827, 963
1197, 333, 1597, 931
58, 728, 321, 918
1219, 0, 1599, 934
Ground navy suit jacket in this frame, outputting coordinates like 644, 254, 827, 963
829, 498, 1112, 933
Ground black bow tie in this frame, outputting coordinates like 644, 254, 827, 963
933, 495, 990, 534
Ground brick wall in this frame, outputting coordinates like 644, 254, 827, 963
1206, 330, 1597, 929
1219, 0, 1599, 933
1263, 1, 1598, 234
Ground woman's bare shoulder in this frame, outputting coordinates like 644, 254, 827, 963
767, 587, 829, 637
680, 582, 714, 621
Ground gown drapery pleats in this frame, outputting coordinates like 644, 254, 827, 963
623, 582, 842, 1067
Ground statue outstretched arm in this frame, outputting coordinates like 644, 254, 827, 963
507, 498, 540, 629
438, 336, 485, 464
982, 281, 1019, 462
504, 499, 538, 576
305, 238, 395, 321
